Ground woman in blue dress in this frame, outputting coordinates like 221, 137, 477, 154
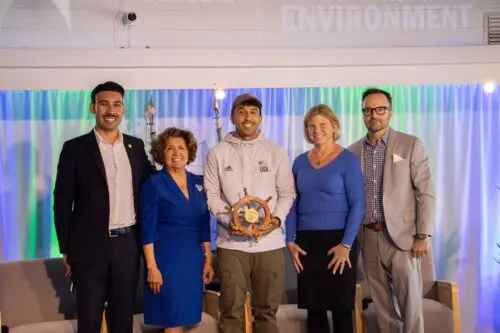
139, 127, 214, 333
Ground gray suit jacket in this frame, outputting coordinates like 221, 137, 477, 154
349, 129, 436, 251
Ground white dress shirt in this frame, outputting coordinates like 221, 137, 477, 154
94, 129, 136, 230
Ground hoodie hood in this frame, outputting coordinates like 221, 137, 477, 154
223, 131, 266, 146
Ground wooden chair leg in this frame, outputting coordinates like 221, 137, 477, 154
244, 292, 252, 333
100, 307, 108, 333
353, 283, 363, 333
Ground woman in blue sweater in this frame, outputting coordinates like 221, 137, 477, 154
286, 104, 365, 333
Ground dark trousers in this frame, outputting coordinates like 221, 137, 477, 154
218, 248, 285, 333
71, 232, 140, 333
307, 310, 352, 333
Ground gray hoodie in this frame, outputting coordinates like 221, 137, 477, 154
204, 132, 296, 252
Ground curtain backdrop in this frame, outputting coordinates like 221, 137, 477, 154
1, 85, 499, 332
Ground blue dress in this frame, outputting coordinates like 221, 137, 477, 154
139, 169, 211, 327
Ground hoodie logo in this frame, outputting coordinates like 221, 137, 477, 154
224, 165, 233, 172
259, 161, 269, 173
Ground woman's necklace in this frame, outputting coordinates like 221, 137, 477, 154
314, 147, 337, 166
173, 178, 186, 189
169, 171, 187, 189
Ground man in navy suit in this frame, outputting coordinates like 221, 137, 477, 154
53, 81, 153, 333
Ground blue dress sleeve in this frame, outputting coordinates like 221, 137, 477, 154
341, 153, 365, 246
285, 200, 298, 243
139, 176, 159, 245
198, 177, 211, 243
285, 157, 300, 243
199, 209, 211, 243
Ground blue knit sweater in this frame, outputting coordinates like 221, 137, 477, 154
285, 149, 365, 246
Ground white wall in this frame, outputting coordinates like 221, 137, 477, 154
1, 46, 500, 90
1, 0, 499, 90
0, 0, 499, 49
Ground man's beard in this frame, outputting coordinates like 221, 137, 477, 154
368, 119, 384, 133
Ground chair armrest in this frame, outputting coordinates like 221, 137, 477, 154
354, 283, 363, 333
203, 290, 253, 333
435, 281, 460, 311
203, 290, 221, 320
435, 280, 461, 333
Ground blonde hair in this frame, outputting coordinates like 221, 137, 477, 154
303, 104, 341, 143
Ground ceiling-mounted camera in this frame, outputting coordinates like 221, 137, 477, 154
122, 12, 137, 26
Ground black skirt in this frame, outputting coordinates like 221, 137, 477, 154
296, 229, 358, 312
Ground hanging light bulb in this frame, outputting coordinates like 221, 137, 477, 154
213, 86, 226, 142
144, 94, 157, 157
483, 81, 496, 94
215, 88, 226, 101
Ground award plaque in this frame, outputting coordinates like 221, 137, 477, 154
225, 188, 279, 242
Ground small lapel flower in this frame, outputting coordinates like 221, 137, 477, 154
195, 184, 203, 192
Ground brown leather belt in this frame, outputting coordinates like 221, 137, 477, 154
363, 222, 386, 232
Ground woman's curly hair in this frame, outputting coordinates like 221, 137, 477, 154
150, 127, 198, 165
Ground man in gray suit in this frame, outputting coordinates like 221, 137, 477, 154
349, 88, 436, 333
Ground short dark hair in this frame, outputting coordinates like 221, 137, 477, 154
231, 93, 262, 115
150, 127, 198, 165
362, 88, 392, 106
91, 81, 125, 103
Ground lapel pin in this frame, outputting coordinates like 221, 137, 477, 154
128, 144, 132, 148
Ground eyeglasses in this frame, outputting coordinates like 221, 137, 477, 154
362, 106, 390, 116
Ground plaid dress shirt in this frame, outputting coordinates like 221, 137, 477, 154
362, 128, 391, 224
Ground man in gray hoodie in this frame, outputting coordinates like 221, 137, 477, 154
204, 93, 296, 333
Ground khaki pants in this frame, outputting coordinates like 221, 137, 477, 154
218, 248, 285, 333
362, 229, 424, 333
